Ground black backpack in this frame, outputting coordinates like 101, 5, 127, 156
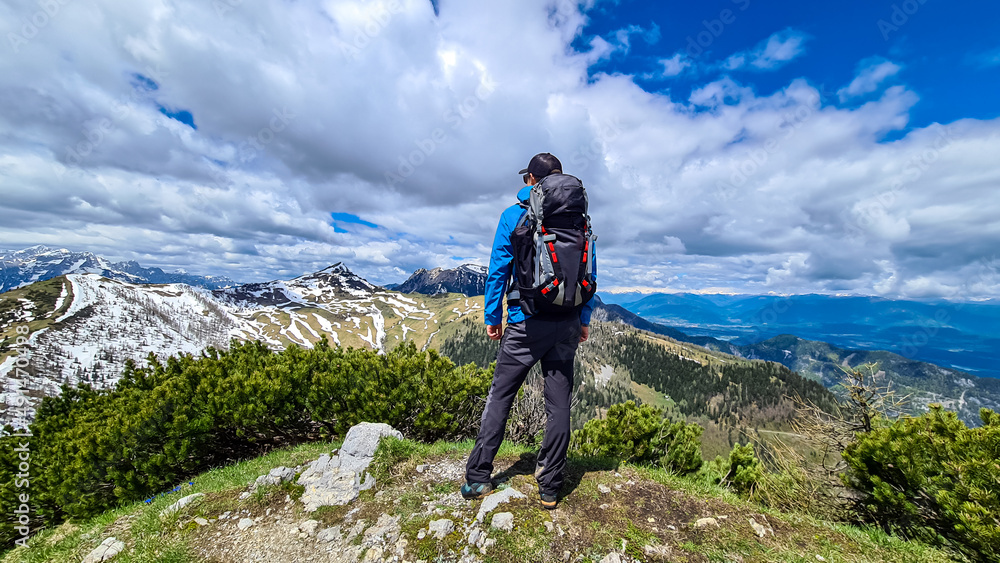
508, 173, 597, 316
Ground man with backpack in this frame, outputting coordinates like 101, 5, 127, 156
462, 153, 597, 510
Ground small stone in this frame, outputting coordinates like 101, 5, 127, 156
363, 546, 384, 562
194, 518, 209, 526
221, 511, 231, 519
428, 519, 454, 539
667, 525, 677, 531
647, 517, 655, 523
417, 529, 427, 540
695, 517, 718, 528
481, 538, 496, 554
490, 512, 514, 532
81, 537, 125, 563
346, 520, 366, 543
416, 464, 428, 473
544, 522, 554, 533
563, 550, 571, 561
394, 538, 408, 556
160, 493, 205, 517
598, 504, 610, 510
300, 519, 321, 537
475, 487, 526, 522
600, 553, 622, 563
237, 518, 254, 531
625, 480, 636, 485
598, 484, 611, 494
468, 528, 481, 545
238, 492, 250, 500
749, 518, 765, 538
317, 526, 342, 543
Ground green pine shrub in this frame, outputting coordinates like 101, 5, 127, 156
0, 338, 491, 547
721, 442, 763, 497
842, 405, 1000, 562
570, 401, 703, 475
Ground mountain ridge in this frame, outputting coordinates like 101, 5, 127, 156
0, 245, 234, 292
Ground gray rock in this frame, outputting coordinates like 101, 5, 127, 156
252, 466, 297, 491
695, 517, 718, 528
600, 553, 622, 563
340, 422, 403, 474
598, 484, 611, 494
159, 493, 204, 517
237, 518, 254, 530
297, 456, 361, 511
346, 520, 367, 543
417, 528, 427, 540
475, 487, 526, 522
363, 513, 401, 546
297, 423, 401, 511
362, 546, 383, 562
299, 519, 321, 537
317, 526, 342, 543
467, 528, 481, 545
81, 537, 125, 563
193, 518, 209, 526
428, 518, 454, 539
749, 517, 772, 538
490, 512, 514, 532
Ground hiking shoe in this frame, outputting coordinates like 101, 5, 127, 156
461, 481, 492, 500
539, 492, 558, 510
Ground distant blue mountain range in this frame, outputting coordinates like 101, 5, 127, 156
602, 293, 1000, 380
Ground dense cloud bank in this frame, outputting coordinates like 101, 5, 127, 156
0, 0, 996, 298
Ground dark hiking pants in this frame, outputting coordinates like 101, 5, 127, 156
465, 314, 582, 495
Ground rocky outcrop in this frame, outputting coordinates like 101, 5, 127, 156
297, 422, 402, 511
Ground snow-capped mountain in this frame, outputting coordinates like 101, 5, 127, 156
395, 264, 488, 297
0, 246, 234, 293
0, 266, 483, 424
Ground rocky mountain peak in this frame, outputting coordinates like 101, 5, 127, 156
396, 264, 487, 297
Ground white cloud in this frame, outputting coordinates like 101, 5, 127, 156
659, 53, 690, 77
724, 29, 807, 71
838, 59, 903, 101
0, 1, 996, 299
614, 23, 661, 53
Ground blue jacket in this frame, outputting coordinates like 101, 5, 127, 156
484, 186, 596, 326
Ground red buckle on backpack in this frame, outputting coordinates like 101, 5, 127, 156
581, 280, 589, 288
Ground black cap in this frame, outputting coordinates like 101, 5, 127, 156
518, 153, 562, 178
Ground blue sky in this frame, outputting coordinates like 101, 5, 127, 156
579, 0, 1000, 133
0, 0, 997, 299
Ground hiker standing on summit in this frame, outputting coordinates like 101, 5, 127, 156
463, 153, 597, 509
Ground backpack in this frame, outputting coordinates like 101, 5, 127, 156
508, 173, 597, 316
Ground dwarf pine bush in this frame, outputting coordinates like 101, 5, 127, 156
570, 401, 703, 475
842, 405, 1000, 562
0, 338, 491, 547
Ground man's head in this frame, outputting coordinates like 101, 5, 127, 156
519, 153, 562, 185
